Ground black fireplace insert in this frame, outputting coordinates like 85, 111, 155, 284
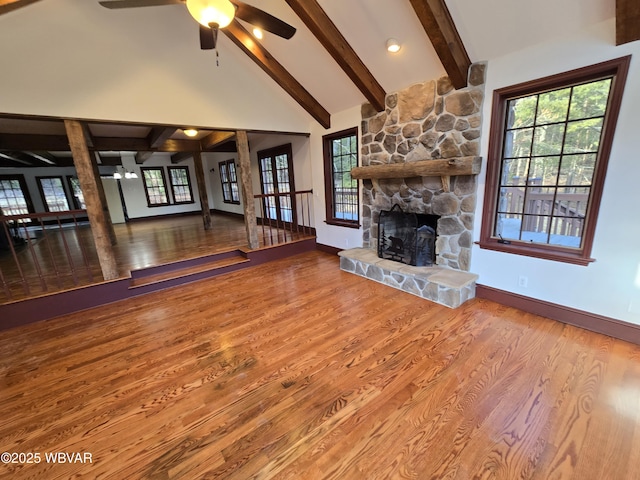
377, 204, 439, 266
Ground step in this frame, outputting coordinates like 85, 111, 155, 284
129, 254, 250, 289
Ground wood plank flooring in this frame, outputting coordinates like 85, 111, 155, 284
0, 213, 312, 303
1, 251, 639, 479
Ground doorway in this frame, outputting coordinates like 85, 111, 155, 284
258, 144, 296, 225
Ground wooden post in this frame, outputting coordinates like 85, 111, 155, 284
64, 120, 119, 281
192, 151, 212, 230
92, 150, 117, 246
235, 130, 259, 249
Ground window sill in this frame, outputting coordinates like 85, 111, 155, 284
477, 239, 595, 266
325, 219, 361, 229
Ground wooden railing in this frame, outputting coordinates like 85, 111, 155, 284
254, 190, 314, 246
0, 210, 97, 303
505, 188, 588, 236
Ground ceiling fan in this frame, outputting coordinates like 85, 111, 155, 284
98, 0, 296, 50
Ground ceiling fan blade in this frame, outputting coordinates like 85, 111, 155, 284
231, 1, 296, 39
199, 24, 216, 50
98, 0, 183, 9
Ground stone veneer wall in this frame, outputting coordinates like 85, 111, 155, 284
360, 63, 486, 272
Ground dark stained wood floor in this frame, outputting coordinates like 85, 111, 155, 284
0, 213, 312, 303
1, 251, 639, 479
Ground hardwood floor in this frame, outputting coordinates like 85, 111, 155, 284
1, 251, 639, 479
0, 213, 312, 303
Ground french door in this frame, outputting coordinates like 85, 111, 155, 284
257, 144, 296, 225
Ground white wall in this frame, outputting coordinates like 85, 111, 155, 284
0, 1, 312, 135
310, 105, 364, 250
118, 153, 202, 219
203, 152, 244, 216
472, 19, 640, 324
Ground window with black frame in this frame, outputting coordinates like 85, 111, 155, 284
219, 159, 240, 204
141, 167, 170, 207
36, 176, 70, 212
0, 175, 32, 216
167, 166, 195, 204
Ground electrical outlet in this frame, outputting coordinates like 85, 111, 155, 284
518, 275, 528, 288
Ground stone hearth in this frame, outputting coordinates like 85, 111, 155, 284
339, 248, 478, 309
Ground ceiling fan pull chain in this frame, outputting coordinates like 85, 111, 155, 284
216, 48, 219, 67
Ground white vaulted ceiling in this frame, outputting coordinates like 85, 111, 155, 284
0, 0, 623, 146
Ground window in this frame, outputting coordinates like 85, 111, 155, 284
0, 175, 33, 216
219, 159, 240, 204
323, 127, 359, 227
258, 145, 295, 224
480, 57, 630, 265
37, 176, 70, 212
141, 167, 170, 207
66, 176, 86, 210
167, 166, 194, 204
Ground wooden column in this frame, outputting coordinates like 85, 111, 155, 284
92, 150, 117, 246
192, 151, 212, 230
64, 120, 119, 281
235, 130, 259, 249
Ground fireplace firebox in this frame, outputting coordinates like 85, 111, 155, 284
378, 204, 439, 267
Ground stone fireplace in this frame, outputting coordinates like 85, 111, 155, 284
339, 63, 486, 308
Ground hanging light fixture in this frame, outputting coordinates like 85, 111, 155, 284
185, 0, 235, 28
114, 167, 138, 180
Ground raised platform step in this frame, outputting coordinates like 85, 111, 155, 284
338, 248, 478, 308
130, 250, 250, 290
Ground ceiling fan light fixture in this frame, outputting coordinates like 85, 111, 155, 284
386, 38, 401, 53
183, 128, 199, 137
186, 0, 235, 28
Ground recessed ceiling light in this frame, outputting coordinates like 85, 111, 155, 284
183, 129, 199, 137
386, 38, 401, 53
253, 27, 263, 39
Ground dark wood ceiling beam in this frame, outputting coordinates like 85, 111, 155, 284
93, 137, 199, 152
211, 140, 238, 153
98, 157, 125, 167
0, 151, 33, 166
408, 0, 471, 89
148, 127, 177, 148
285, 0, 386, 112
134, 127, 173, 164
616, 0, 640, 45
171, 151, 193, 164
223, 20, 331, 129
135, 151, 152, 164
0, 133, 71, 151
0, 0, 41, 16
24, 150, 57, 165
201, 131, 235, 150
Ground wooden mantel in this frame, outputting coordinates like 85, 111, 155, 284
351, 156, 481, 193
351, 156, 481, 180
